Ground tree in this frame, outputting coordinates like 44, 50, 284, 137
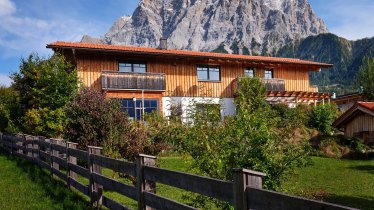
183, 77, 311, 192
309, 104, 337, 135
358, 57, 374, 100
0, 86, 20, 133
11, 53, 79, 137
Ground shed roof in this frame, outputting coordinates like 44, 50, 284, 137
47, 41, 333, 69
333, 102, 374, 128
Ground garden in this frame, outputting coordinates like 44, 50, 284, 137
0, 54, 373, 209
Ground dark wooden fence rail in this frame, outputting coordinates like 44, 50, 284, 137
0, 133, 357, 210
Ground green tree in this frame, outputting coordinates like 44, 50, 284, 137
184, 77, 311, 192
309, 104, 337, 135
0, 86, 20, 133
358, 57, 374, 100
11, 53, 79, 137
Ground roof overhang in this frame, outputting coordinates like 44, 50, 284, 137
47, 42, 333, 70
333, 104, 374, 128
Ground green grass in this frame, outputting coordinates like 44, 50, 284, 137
1, 150, 373, 210
0, 150, 90, 210
281, 157, 374, 210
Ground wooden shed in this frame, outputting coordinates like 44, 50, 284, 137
333, 102, 374, 146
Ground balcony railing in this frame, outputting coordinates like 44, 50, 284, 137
101, 71, 166, 91
261, 78, 286, 91
238, 77, 286, 91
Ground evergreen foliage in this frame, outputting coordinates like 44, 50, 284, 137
357, 57, 374, 100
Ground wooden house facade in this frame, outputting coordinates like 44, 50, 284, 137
333, 102, 374, 146
47, 41, 332, 120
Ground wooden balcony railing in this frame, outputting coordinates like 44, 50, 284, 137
101, 71, 166, 91
238, 77, 286, 91
261, 78, 286, 91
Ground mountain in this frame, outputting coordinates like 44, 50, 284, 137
82, 0, 328, 55
276, 33, 374, 93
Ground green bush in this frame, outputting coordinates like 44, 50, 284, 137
11, 53, 78, 137
309, 104, 337, 135
183, 77, 311, 191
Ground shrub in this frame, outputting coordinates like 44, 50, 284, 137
309, 104, 337, 135
64, 88, 166, 160
183, 77, 311, 191
11, 53, 78, 137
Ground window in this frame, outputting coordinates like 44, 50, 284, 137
117, 98, 158, 120
264, 69, 273, 79
244, 68, 255, 78
197, 65, 221, 81
119, 62, 147, 73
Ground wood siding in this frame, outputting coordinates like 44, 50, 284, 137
75, 52, 317, 98
345, 113, 374, 137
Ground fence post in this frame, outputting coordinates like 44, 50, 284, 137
233, 169, 266, 210
66, 142, 78, 188
136, 154, 157, 210
25, 135, 34, 159
50, 139, 60, 178
32, 136, 39, 163
88, 146, 103, 209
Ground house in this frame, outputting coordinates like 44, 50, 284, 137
333, 102, 374, 146
47, 40, 332, 120
332, 92, 363, 112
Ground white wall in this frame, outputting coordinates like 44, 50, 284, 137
162, 97, 236, 121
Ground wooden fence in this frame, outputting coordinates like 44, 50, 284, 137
0, 133, 357, 210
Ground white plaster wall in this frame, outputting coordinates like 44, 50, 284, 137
162, 97, 236, 121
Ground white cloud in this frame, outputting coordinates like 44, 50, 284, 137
0, 0, 15, 16
0, 74, 12, 87
0, 0, 103, 59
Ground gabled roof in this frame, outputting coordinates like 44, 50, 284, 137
47, 41, 333, 69
333, 102, 374, 128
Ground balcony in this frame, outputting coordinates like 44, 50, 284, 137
261, 78, 286, 91
238, 77, 286, 91
101, 71, 166, 91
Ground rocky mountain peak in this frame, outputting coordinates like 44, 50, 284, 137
82, 0, 328, 55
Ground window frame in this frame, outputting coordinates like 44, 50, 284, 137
264, 69, 274, 79
115, 98, 159, 120
196, 65, 221, 82
244, 68, 256, 78
118, 61, 147, 73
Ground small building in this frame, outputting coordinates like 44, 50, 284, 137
332, 92, 362, 112
333, 102, 374, 146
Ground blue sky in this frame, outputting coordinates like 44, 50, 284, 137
0, 0, 373, 86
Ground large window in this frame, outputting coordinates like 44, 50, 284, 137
264, 69, 273, 79
119, 62, 147, 73
118, 98, 158, 120
197, 65, 220, 81
244, 68, 255, 78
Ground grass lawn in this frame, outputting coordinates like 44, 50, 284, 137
1, 149, 373, 210
0, 150, 90, 210
281, 157, 374, 210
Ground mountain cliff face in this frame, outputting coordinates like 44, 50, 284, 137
276, 33, 374, 93
82, 0, 328, 55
